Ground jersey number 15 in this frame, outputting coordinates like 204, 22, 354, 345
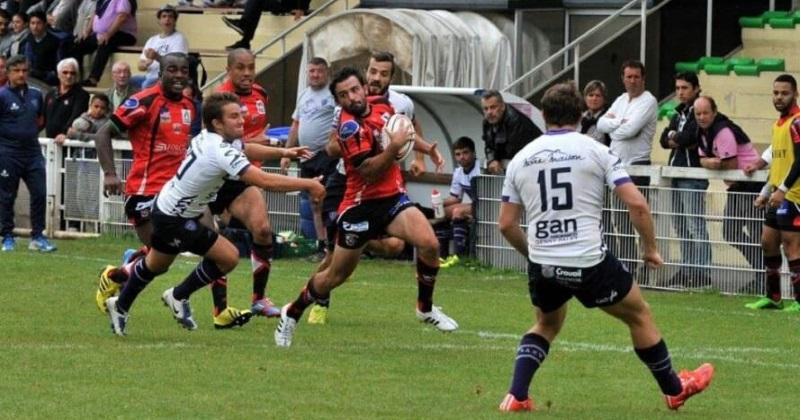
537, 167, 573, 211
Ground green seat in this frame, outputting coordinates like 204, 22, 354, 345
769, 16, 795, 28
658, 100, 678, 121
739, 15, 766, 28
699, 56, 724, 66
704, 63, 732, 75
733, 64, 759, 76
665, 109, 678, 121
762, 10, 790, 19
792, 10, 800, 23
726, 57, 756, 66
675, 61, 701, 73
758, 58, 786, 72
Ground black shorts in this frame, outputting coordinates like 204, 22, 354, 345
765, 206, 780, 230
775, 199, 800, 232
337, 194, 414, 249
124, 195, 155, 227
208, 179, 248, 215
528, 253, 633, 313
300, 151, 338, 182
150, 206, 219, 255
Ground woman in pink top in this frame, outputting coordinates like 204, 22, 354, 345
695, 95, 764, 275
72, 0, 138, 87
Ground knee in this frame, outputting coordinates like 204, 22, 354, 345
251, 223, 272, 244
216, 253, 239, 273
417, 236, 439, 257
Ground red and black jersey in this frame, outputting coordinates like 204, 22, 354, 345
110, 84, 197, 196
336, 96, 405, 211
216, 80, 269, 165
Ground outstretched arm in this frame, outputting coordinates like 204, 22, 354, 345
95, 121, 124, 196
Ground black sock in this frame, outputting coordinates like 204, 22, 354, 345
434, 224, 451, 258
251, 242, 273, 301
634, 339, 682, 396
452, 219, 469, 256
116, 258, 158, 313
210, 277, 228, 316
287, 279, 327, 320
416, 258, 438, 312
173, 259, 225, 300
789, 258, 800, 303
765, 255, 782, 302
508, 333, 550, 401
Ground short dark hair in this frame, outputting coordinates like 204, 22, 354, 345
159, 52, 189, 74
621, 59, 646, 76
370, 51, 395, 76
675, 71, 699, 89
775, 73, 798, 91
0, 9, 11, 21
91, 93, 110, 108
329, 66, 365, 100
6, 54, 27, 69
227, 48, 253, 67
13, 12, 28, 23
203, 92, 240, 132
481, 89, 504, 103
453, 136, 475, 153
156, 5, 178, 19
308, 56, 328, 67
541, 82, 582, 126
695, 95, 717, 113
28, 10, 46, 23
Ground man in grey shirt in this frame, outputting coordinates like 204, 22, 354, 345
281, 57, 337, 257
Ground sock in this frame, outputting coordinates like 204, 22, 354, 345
508, 333, 550, 401
109, 248, 149, 284
765, 255, 782, 302
634, 339, 682, 396
789, 258, 800, 303
287, 279, 328, 320
173, 258, 225, 300
116, 258, 158, 313
210, 277, 228, 317
416, 258, 438, 312
452, 219, 469, 256
434, 224, 451, 258
250, 242, 273, 302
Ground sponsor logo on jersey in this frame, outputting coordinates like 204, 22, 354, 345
256, 100, 266, 114
339, 120, 360, 140
160, 109, 171, 121
534, 218, 578, 243
524, 149, 583, 166
154, 142, 187, 154
595, 289, 618, 305
184, 220, 197, 231
555, 267, 582, 281
342, 221, 369, 232
9, 102, 19, 111
344, 233, 359, 247
122, 98, 139, 109
182, 109, 192, 125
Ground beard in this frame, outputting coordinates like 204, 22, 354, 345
345, 100, 367, 116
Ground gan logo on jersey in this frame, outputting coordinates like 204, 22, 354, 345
339, 120, 360, 140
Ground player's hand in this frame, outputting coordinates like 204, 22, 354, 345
754, 195, 768, 208
284, 146, 312, 160
769, 190, 785, 208
279, 157, 292, 175
487, 160, 503, 174
103, 173, 122, 197
307, 176, 326, 204
389, 123, 413, 149
97, 33, 109, 45
428, 142, 445, 173
642, 249, 663, 268
409, 153, 425, 176
54, 134, 67, 145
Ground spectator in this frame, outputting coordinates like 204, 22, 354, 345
104, 60, 137, 111
281, 56, 336, 257
19, 10, 60, 85
72, 0, 137, 87
7, 12, 29, 57
579, 80, 610, 145
131, 5, 187, 89
481, 89, 541, 174
0, 10, 13, 56
0, 56, 6, 85
67, 92, 109, 141
695, 95, 764, 276
42, 0, 82, 35
659, 72, 711, 288
221, 0, 310, 50
0, 55, 56, 252
597, 59, 657, 271
72, 0, 96, 43
437, 136, 480, 268
46, 57, 89, 144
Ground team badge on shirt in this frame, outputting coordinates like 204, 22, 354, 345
339, 120, 360, 140
160, 109, 171, 121
256, 100, 266, 114
182, 109, 192, 125
122, 98, 139, 109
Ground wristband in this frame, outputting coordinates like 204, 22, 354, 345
778, 184, 789, 193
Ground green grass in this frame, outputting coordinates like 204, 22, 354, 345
1, 236, 798, 418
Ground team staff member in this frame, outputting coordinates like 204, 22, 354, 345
497, 82, 713, 412
0, 54, 56, 253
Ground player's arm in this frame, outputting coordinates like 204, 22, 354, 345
409, 119, 444, 175
280, 119, 301, 173
239, 165, 325, 203
607, 96, 657, 141
244, 142, 311, 162
95, 120, 124, 196
498, 201, 527, 256
355, 124, 408, 183
615, 182, 662, 267
325, 130, 342, 158
770, 137, 800, 207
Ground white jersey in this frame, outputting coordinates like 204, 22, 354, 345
502, 129, 631, 267
156, 130, 251, 218
388, 89, 415, 119
450, 159, 480, 202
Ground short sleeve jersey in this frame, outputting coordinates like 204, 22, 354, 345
387, 89, 414, 119
335, 96, 405, 211
502, 129, 631, 267
111, 83, 196, 196
156, 130, 251, 218
450, 159, 480, 202
216, 80, 268, 166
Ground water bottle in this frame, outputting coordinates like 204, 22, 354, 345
432, 189, 445, 219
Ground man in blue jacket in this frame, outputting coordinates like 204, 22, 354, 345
0, 54, 55, 252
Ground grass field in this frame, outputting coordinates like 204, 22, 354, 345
1, 236, 798, 419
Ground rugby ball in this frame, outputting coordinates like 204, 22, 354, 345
382, 113, 416, 161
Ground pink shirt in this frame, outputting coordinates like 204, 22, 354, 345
92, 0, 137, 37
699, 127, 759, 169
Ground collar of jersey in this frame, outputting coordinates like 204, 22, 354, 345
545, 128, 575, 135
